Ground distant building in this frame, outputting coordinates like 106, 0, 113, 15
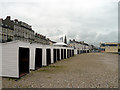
100, 42, 120, 53
68, 39, 82, 49
13, 18, 34, 43
0, 16, 35, 43
47, 39, 56, 45
68, 39, 91, 50
0, 16, 50, 45
0, 17, 14, 42
99, 43, 106, 52
34, 33, 49, 45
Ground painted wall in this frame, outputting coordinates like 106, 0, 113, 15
2, 42, 19, 78
105, 46, 118, 53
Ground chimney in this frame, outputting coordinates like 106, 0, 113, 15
14, 19, 18, 22
6, 16, 11, 20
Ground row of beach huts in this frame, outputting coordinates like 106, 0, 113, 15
0, 40, 90, 78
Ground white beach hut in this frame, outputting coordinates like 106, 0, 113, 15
53, 42, 68, 60
43, 45, 54, 66
2, 40, 30, 78
30, 43, 44, 70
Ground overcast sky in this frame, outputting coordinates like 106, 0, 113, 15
0, 0, 119, 46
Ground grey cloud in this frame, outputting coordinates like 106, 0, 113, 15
0, 0, 118, 46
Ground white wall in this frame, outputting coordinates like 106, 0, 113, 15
42, 47, 46, 66
51, 47, 54, 63
30, 46, 35, 70
2, 42, 19, 78
74, 49, 77, 54
59, 49, 61, 60
0, 44, 2, 77
42, 46, 47, 66
30, 44, 44, 70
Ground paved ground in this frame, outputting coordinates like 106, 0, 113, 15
0, 77, 2, 89
2, 53, 118, 88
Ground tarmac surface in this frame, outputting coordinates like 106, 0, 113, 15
2, 53, 118, 88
